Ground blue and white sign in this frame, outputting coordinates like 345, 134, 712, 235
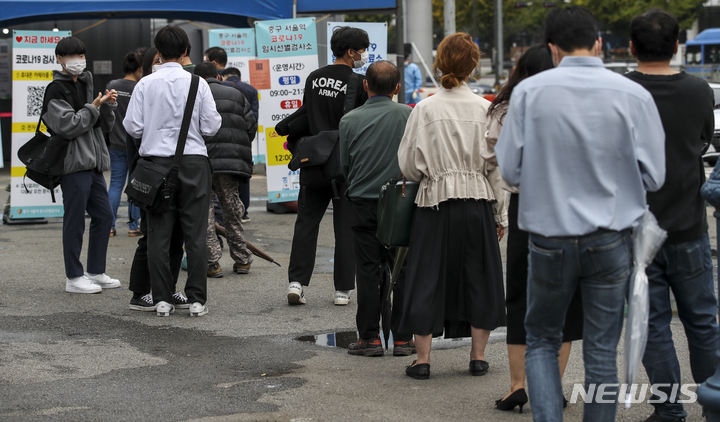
326, 22, 388, 75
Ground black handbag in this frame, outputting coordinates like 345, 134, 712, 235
17, 85, 70, 203
125, 75, 199, 213
288, 72, 360, 192
376, 175, 420, 248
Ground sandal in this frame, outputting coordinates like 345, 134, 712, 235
128, 229, 142, 237
109, 229, 117, 237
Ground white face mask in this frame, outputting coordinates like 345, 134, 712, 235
152, 64, 163, 74
62, 59, 86, 76
353, 50, 369, 69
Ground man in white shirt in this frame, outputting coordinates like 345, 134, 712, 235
124, 25, 222, 317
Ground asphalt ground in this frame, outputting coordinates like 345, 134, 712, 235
0, 164, 716, 421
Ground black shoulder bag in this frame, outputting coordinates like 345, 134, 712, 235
17, 81, 71, 203
288, 72, 360, 194
125, 75, 199, 213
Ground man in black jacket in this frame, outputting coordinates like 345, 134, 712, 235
276, 26, 369, 306
626, 10, 719, 422
195, 63, 257, 276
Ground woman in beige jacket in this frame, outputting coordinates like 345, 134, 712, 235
398, 32, 508, 381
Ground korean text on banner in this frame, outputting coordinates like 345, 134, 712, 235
9, 30, 70, 220
254, 18, 318, 203
327, 22, 388, 76
208, 28, 256, 84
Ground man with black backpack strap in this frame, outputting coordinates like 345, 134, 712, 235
124, 26, 221, 317
41, 36, 120, 295
276, 26, 369, 306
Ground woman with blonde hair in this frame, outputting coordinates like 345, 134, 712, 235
398, 32, 508, 380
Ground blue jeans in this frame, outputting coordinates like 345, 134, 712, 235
642, 233, 719, 420
525, 229, 632, 422
108, 149, 140, 231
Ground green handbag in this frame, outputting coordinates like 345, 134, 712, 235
376, 175, 420, 248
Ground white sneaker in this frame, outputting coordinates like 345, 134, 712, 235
156, 301, 174, 317
287, 282, 306, 305
84, 273, 121, 289
189, 302, 208, 317
334, 290, 351, 306
66, 276, 102, 294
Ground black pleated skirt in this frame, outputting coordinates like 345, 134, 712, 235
399, 199, 507, 338
505, 193, 584, 344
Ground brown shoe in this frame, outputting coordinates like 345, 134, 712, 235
109, 229, 116, 237
207, 263, 223, 278
128, 230, 142, 237
233, 262, 251, 274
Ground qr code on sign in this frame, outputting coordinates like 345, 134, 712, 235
27, 86, 46, 116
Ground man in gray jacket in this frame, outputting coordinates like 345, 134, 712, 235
42, 36, 120, 294
194, 63, 257, 277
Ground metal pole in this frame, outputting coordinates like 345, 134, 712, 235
411, 42, 438, 88
494, 0, 503, 90
397, 0, 405, 104
444, 0, 456, 37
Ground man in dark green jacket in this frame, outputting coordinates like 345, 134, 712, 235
339, 61, 414, 357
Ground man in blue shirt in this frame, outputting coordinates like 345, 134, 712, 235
496, 6, 666, 422
403, 54, 422, 105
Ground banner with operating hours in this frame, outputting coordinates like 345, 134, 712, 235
9, 30, 71, 220
254, 17, 318, 203
326, 22, 388, 75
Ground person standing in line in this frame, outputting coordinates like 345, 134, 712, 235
126, 47, 188, 312
216, 66, 258, 224
339, 60, 415, 357
275, 26, 369, 306
124, 26, 222, 317
625, 9, 719, 422
482, 44, 583, 414
107, 52, 143, 238
398, 32, 508, 381
403, 54, 422, 105
42, 37, 121, 294
495, 7, 666, 421
194, 62, 257, 278
181, 41, 196, 73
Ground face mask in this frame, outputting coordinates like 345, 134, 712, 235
152, 64, 163, 73
550, 46, 560, 67
404, 59, 410, 65
353, 50, 369, 69
62, 59, 86, 76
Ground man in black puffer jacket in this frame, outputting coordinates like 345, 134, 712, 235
195, 63, 257, 276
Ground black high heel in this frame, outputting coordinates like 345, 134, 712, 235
495, 388, 529, 413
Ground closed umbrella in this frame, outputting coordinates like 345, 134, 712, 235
215, 222, 282, 267
624, 210, 666, 408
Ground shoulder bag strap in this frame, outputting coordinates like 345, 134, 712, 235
171, 75, 200, 170
343, 72, 360, 115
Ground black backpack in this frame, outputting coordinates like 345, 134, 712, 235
16, 82, 71, 202
288, 72, 360, 195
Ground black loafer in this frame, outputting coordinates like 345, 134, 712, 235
470, 359, 489, 376
405, 360, 430, 380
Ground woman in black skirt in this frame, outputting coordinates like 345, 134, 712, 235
482, 44, 584, 413
397, 32, 508, 381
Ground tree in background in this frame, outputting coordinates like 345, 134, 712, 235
571, 0, 706, 36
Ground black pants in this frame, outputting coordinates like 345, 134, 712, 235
351, 199, 411, 342
60, 170, 113, 278
128, 209, 183, 296
146, 156, 211, 305
288, 180, 355, 291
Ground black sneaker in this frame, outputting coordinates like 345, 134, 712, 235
643, 411, 686, 422
129, 294, 156, 312
172, 292, 190, 309
348, 337, 384, 357
393, 340, 417, 356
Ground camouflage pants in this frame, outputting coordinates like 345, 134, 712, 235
206, 174, 253, 266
